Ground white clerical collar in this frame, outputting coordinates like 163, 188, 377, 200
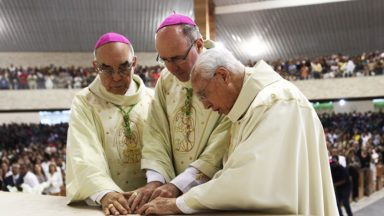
226, 61, 282, 122
125, 78, 138, 96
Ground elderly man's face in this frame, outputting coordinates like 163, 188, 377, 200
93, 42, 136, 95
192, 67, 236, 115
155, 26, 203, 82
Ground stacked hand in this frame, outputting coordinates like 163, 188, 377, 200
124, 182, 182, 213
137, 197, 181, 215
100, 191, 131, 215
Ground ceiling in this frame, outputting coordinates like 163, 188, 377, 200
214, 0, 384, 61
0, 0, 382, 62
0, 0, 193, 52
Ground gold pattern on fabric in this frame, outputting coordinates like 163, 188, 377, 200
114, 122, 141, 164
113, 104, 141, 164
173, 88, 196, 152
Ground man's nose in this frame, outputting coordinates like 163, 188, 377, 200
111, 71, 123, 81
165, 62, 179, 74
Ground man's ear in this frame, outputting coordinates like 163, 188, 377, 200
195, 38, 204, 53
131, 56, 137, 67
215, 67, 230, 84
92, 60, 98, 69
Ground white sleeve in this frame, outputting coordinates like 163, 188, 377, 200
85, 190, 115, 206
146, 169, 166, 184
170, 166, 209, 193
176, 196, 199, 214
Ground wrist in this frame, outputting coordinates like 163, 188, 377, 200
169, 183, 182, 196
148, 181, 163, 188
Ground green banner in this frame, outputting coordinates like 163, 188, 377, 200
313, 102, 333, 110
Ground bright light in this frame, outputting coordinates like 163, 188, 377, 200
40, 110, 71, 125
241, 36, 268, 57
231, 34, 237, 41
0, 18, 5, 34
215, 42, 225, 49
231, 34, 242, 42
339, 99, 346, 106
373, 98, 384, 103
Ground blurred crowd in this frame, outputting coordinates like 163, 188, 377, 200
1, 51, 383, 91
0, 111, 383, 202
248, 51, 384, 81
0, 64, 163, 90
320, 111, 384, 214
0, 123, 67, 195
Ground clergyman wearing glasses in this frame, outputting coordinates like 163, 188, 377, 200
66, 32, 153, 215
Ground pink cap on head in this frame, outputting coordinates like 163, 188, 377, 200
94, 32, 131, 50
156, 13, 196, 33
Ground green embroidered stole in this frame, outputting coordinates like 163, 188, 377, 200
113, 104, 136, 139
182, 87, 193, 116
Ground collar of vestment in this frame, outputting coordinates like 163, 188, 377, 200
88, 74, 144, 106
226, 60, 282, 122
176, 77, 192, 88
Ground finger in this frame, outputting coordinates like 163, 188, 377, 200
149, 189, 161, 201
109, 205, 118, 216
113, 200, 128, 215
104, 206, 110, 216
138, 191, 151, 208
118, 196, 131, 213
145, 206, 155, 215
127, 192, 138, 209
136, 203, 150, 215
131, 192, 142, 212
122, 191, 133, 199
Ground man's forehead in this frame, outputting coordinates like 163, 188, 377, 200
191, 72, 205, 88
95, 43, 131, 60
99, 60, 130, 68
156, 26, 187, 44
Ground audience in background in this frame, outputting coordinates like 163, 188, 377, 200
0, 123, 67, 195
0, 64, 162, 90
0, 51, 383, 90
252, 51, 384, 81
0, 111, 383, 209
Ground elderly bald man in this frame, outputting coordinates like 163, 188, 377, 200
66, 32, 153, 215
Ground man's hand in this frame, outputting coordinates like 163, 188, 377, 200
149, 183, 182, 201
100, 191, 130, 215
136, 197, 181, 215
123, 181, 163, 212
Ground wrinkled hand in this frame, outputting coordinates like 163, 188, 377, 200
123, 181, 163, 212
100, 191, 130, 215
149, 183, 182, 201
137, 197, 181, 215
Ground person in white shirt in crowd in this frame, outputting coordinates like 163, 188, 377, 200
45, 163, 63, 195
19, 163, 39, 189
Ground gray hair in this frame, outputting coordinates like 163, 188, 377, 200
181, 24, 202, 44
191, 46, 244, 81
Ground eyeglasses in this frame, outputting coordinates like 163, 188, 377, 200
156, 40, 196, 65
96, 61, 133, 77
